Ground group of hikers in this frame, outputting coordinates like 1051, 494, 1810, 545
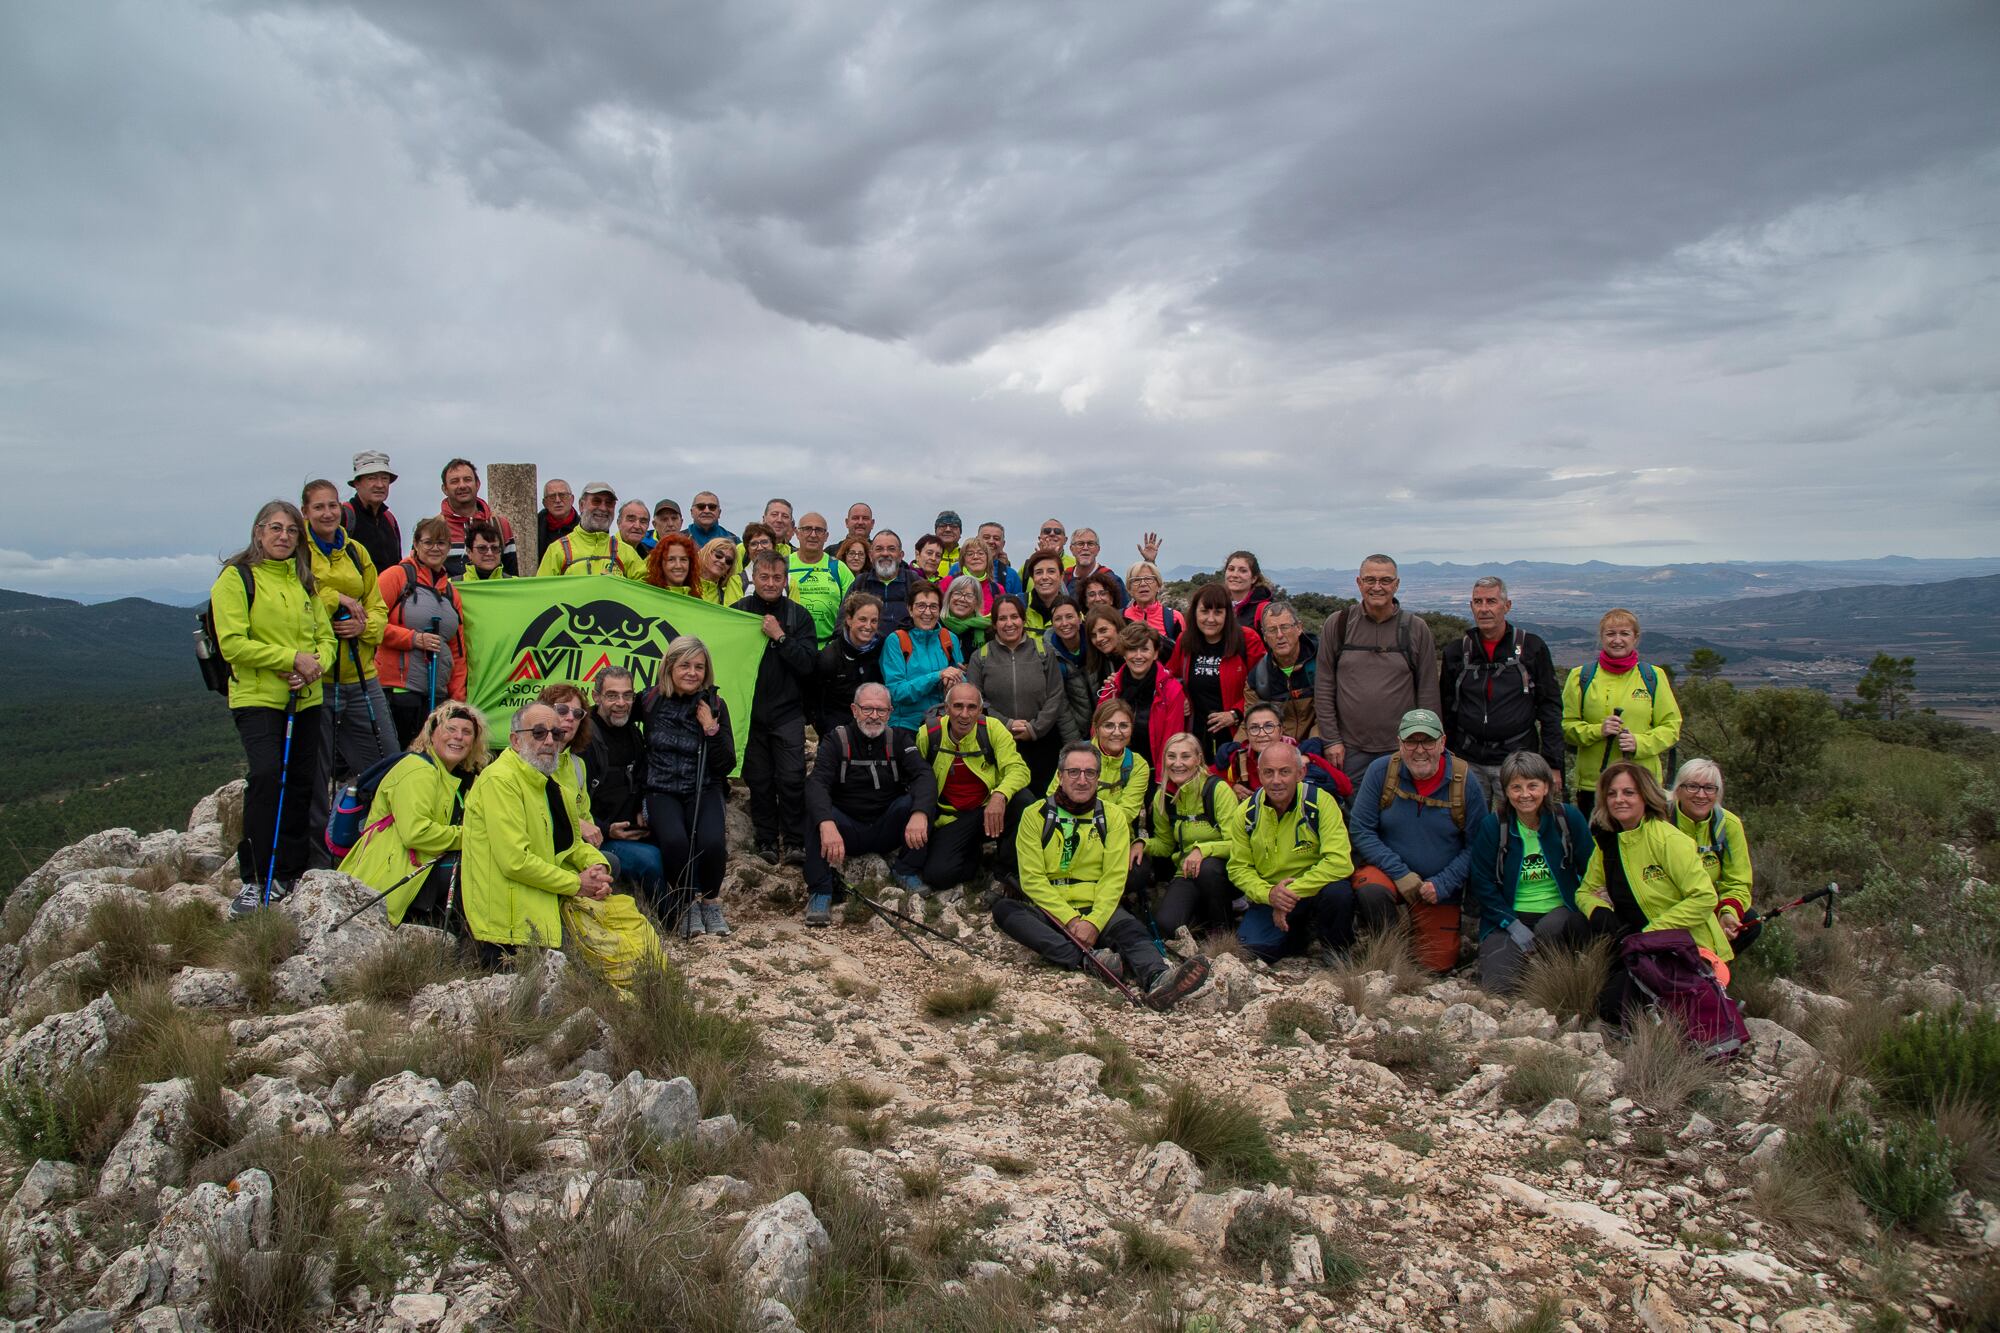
208, 453, 1756, 1022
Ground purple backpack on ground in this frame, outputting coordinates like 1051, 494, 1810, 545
1620, 929, 1749, 1060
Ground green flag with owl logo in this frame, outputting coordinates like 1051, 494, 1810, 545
458, 580, 766, 775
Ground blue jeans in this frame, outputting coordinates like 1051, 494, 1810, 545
603, 837, 665, 906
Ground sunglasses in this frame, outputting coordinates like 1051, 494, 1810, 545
514, 725, 558, 741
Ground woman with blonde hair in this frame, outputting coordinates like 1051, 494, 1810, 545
642, 636, 738, 937
338, 702, 491, 927
1561, 607, 1681, 815
697, 537, 741, 604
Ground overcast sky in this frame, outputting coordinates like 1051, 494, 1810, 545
3, 1, 1998, 598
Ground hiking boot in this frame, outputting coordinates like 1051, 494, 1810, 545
754, 840, 781, 864
805, 893, 833, 927
700, 900, 731, 936
1143, 954, 1214, 1012
679, 906, 708, 938
1089, 948, 1124, 981
894, 872, 927, 893
781, 843, 806, 868
228, 878, 292, 920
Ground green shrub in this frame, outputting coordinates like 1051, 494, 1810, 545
1263, 999, 1336, 1045
1870, 1005, 2000, 1117
332, 931, 478, 1004
1143, 1085, 1283, 1184
593, 962, 764, 1116
1800, 1113, 1958, 1233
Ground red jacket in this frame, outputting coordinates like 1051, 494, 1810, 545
1097, 666, 1190, 766
1167, 626, 1266, 718
438, 497, 515, 550
375, 560, 469, 701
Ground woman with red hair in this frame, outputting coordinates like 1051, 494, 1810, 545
644, 532, 704, 597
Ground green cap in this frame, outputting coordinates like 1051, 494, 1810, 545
1398, 708, 1444, 741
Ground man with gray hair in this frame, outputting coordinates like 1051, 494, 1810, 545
462, 702, 614, 966
802, 683, 938, 926
1314, 553, 1440, 785
1439, 575, 1564, 808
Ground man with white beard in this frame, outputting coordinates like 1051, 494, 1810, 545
801, 684, 937, 926
857, 529, 917, 633
462, 702, 614, 966
536, 482, 646, 577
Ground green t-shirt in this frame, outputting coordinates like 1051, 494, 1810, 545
1512, 820, 1564, 915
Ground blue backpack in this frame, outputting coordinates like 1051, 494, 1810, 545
324, 752, 433, 857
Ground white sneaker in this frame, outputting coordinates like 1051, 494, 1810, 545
701, 899, 731, 937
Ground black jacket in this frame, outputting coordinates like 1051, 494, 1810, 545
857, 567, 918, 634
537, 508, 580, 558
733, 594, 818, 721
817, 633, 885, 732
1440, 623, 1564, 770
641, 690, 736, 796
804, 724, 937, 827
581, 713, 647, 825
342, 497, 402, 578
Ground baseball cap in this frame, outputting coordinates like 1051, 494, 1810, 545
654, 497, 681, 516
350, 450, 396, 483
580, 481, 616, 498
1398, 709, 1445, 741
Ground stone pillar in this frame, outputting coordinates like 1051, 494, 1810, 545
486, 463, 539, 574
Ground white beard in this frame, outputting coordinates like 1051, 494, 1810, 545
854, 719, 887, 739
579, 511, 612, 533
522, 750, 559, 776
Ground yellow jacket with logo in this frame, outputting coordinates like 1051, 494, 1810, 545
1015, 797, 1133, 931
337, 753, 466, 924
462, 747, 610, 947
537, 530, 646, 579
1577, 817, 1731, 962
1226, 787, 1353, 905
308, 530, 387, 682
210, 559, 335, 710
1673, 805, 1753, 924
916, 717, 1031, 823
1561, 664, 1682, 791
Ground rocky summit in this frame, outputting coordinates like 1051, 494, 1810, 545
0, 780, 1989, 1331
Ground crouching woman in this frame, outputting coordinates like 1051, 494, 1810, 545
1577, 761, 1732, 1025
338, 702, 488, 928
1467, 752, 1589, 994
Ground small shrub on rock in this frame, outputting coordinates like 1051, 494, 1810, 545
1143, 1084, 1282, 1184
1518, 939, 1611, 1024
921, 978, 1000, 1020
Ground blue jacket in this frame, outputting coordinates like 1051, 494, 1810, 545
858, 566, 918, 635
1466, 804, 1592, 939
1348, 753, 1483, 903
881, 623, 965, 731
685, 521, 738, 547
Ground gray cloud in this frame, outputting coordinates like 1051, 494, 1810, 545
0, 1, 1996, 597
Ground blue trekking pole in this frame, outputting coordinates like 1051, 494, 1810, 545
262, 689, 301, 909
425, 616, 441, 713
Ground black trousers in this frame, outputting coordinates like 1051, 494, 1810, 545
1154, 857, 1237, 937
1017, 733, 1062, 792
742, 712, 806, 847
234, 704, 324, 886
805, 795, 915, 896
1296, 877, 1397, 954
902, 789, 1036, 890
387, 689, 430, 750
646, 787, 729, 922
992, 899, 1164, 988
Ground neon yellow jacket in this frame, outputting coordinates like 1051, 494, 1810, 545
211, 559, 335, 710
916, 717, 1031, 823
1226, 787, 1353, 905
1561, 664, 1682, 791
536, 530, 646, 579
1147, 776, 1240, 862
1674, 805, 1753, 924
1015, 797, 1133, 931
1044, 743, 1149, 831
336, 753, 466, 924
308, 530, 387, 682
1578, 818, 1731, 963
462, 747, 609, 947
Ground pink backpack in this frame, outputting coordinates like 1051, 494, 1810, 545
1620, 929, 1749, 1060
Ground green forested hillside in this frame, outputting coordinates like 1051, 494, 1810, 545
0, 593, 241, 880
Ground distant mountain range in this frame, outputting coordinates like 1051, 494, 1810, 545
1166, 556, 2000, 623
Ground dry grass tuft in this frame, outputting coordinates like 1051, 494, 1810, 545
1615, 1014, 1721, 1117
1518, 939, 1611, 1025
922, 977, 1001, 1020
332, 930, 480, 1004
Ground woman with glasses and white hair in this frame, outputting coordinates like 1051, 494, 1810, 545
211, 499, 335, 913
339, 702, 491, 927
1467, 751, 1591, 993
1671, 757, 1758, 950
642, 637, 738, 938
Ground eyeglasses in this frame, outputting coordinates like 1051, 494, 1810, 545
1401, 735, 1442, 748
1679, 782, 1719, 794
415, 537, 450, 548
260, 523, 300, 536
1059, 767, 1100, 779
513, 725, 558, 741
853, 704, 890, 715
1246, 722, 1281, 735
798, 524, 828, 534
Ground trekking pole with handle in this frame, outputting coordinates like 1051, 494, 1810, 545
262, 689, 301, 909
1757, 882, 1838, 928
673, 708, 711, 942
1602, 705, 1625, 774
348, 639, 386, 763
840, 876, 978, 959
329, 854, 450, 931
425, 616, 441, 713
1028, 897, 1146, 1007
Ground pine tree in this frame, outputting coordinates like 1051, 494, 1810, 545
1854, 653, 1916, 721
1686, 648, 1727, 681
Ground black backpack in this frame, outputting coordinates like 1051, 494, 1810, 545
1245, 786, 1321, 841
195, 565, 255, 694
1323, 606, 1423, 688
1039, 795, 1109, 848
1159, 775, 1221, 847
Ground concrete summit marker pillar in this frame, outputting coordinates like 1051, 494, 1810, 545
487, 463, 539, 574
